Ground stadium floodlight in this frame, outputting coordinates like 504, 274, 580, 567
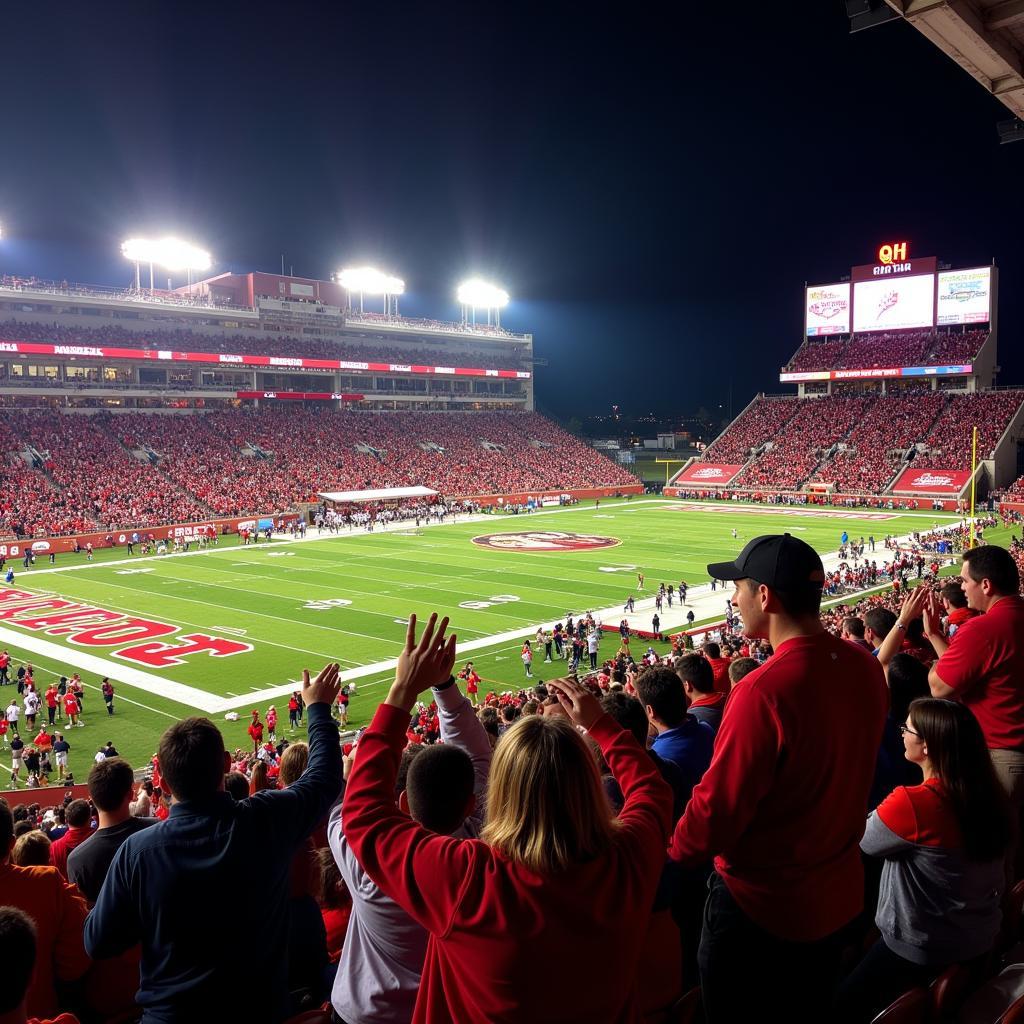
338, 266, 405, 314
121, 237, 212, 292
457, 278, 510, 327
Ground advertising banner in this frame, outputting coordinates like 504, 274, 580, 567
892, 466, 973, 495
853, 274, 936, 333
936, 267, 991, 325
805, 283, 851, 336
672, 463, 744, 487
0, 339, 531, 380
779, 364, 972, 383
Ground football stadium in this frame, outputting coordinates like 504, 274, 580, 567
2, 4, 1024, 1024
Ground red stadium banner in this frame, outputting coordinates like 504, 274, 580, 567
672, 463, 744, 487
891, 466, 973, 495
0, 339, 531, 380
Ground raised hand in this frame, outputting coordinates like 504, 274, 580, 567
387, 613, 457, 712
303, 662, 342, 707
546, 677, 604, 731
898, 584, 930, 627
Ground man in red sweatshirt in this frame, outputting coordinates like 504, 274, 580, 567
670, 534, 888, 1022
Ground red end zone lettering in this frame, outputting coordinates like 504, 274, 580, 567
116, 633, 254, 668
0, 598, 77, 620
69, 618, 178, 647
10, 608, 124, 634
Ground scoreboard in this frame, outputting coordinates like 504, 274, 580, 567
804, 243, 992, 337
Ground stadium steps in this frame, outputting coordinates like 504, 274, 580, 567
880, 394, 952, 494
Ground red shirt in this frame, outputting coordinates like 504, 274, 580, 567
0, 863, 89, 1018
670, 632, 888, 942
935, 595, 1024, 750
49, 826, 94, 880
875, 778, 961, 848
344, 702, 672, 1023
45, 688, 58, 708
62, 694, 79, 715
705, 656, 732, 693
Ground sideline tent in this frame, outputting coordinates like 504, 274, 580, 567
317, 486, 438, 503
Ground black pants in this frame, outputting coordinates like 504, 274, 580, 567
589, 652, 597, 669
48, 706, 55, 726
698, 872, 848, 1023
832, 938, 940, 1023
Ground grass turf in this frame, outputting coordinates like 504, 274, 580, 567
0, 497, 999, 787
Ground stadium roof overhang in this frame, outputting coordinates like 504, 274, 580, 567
883, 0, 1024, 119
318, 486, 438, 503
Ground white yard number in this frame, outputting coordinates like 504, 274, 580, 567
115, 568, 155, 575
459, 594, 521, 610
303, 598, 353, 611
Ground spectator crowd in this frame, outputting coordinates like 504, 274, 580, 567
2, 524, 1024, 1023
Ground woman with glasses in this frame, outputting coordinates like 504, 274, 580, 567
835, 697, 1011, 1021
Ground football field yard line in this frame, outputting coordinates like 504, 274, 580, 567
28, 573, 406, 656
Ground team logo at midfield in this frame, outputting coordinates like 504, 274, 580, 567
472, 531, 620, 552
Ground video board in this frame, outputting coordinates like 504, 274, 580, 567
805, 283, 850, 336
852, 274, 935, 333
936, 267, 991, 326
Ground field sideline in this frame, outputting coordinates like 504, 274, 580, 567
0, 498, 988, 784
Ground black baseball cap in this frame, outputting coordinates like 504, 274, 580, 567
707, 533, 825, 592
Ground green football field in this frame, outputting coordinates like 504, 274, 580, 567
0, 497, 993, 786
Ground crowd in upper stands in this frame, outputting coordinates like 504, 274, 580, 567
784, 329, 988, 372
3, 528, 1024, 1023
0, 319, 531, 371
699, 389, 1024, 495
0, 408, 635, 537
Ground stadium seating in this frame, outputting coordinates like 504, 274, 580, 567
0, 319, 530, 371
731, 394, 874, 490
920, 391, 1024, 466
0, 409, 635, 535
811, 391, 946, 494
695, 389, 1024, 494
784, 330, 987, 373
698, 397, 798, 463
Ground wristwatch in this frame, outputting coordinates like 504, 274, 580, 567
895, 622, 906, 631
433, 675, 458, 693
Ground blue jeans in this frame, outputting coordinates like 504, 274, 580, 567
698, 872, 849, 1023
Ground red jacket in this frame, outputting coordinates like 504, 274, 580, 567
670, 632, 887, 942
343, 702, 672, 1022
0, 862, 89, 1018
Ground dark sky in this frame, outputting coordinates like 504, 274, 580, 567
1, 3, 1021, 419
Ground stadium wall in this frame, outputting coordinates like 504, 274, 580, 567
3, 784, 90, 808
0, 514, 301, 558
662, 487, 965, 512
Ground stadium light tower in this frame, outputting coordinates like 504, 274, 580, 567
457, 278, 510, 328
121, 237, 212, 294
337, 266, 405, 315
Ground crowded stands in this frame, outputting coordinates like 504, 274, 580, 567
698, 389, 1024, 493
784, 329, 988, 372
732, 394, 874, 489
0, 408, 634, 536
698, 396, 798, 463
3, 531, 1024, 1022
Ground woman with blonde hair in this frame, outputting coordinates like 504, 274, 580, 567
343, 612, 673, 1022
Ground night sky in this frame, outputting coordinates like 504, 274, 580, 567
1, 3, 1021, 419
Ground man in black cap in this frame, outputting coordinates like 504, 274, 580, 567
668, 534, 887, 1023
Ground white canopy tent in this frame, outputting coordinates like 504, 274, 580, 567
317, 486, 438, 503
